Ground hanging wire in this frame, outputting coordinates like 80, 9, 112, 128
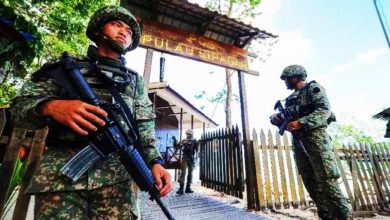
378, 0, 390, 38
373, 0, 390, 48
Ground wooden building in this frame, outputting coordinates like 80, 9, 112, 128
148, 82, 218, 163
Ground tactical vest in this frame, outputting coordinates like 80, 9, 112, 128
31, 56, 139, 145
285, 81, 336, 124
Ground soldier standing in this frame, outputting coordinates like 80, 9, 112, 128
270, 65, 352, 220
176, 129, 198, 195
10, 5, 172, 219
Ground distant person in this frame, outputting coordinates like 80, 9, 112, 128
270, 65, 352, 219
176, 129, 199, 195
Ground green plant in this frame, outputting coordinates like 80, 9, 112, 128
1, 158, 27, 219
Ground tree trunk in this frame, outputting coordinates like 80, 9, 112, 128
225, 68, 232, 127
224, 2, 234, 128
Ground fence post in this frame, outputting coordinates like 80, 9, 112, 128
237, 71, 256, 209
235, 125, 244, 199
276, 132, 289, 208
354, 144, 375, 210
358, 143, 382, 210
200, 133, 204, 186
334, 147, 355, 210
12, 127, 48, 220
252, 129, 264, 210
372, 145, 390, 194
0, 128, 27, 217
260, 130, 272, 209
268, 129, 280, 209
283, 133, 298, 208
350, 144, 368, 210
364, 144, 389, 210
226, 127, 232, 196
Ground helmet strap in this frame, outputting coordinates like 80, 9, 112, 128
99, 35, 126, 55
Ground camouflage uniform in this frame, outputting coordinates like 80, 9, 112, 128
282, 65, 352, 220
177, 134, 198, 190
10, 6, 162, 220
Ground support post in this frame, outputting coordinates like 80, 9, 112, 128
143, 48, 154, 88
191, 115, 194, 129
179, 108, 183, 141
238, 71, 256, 210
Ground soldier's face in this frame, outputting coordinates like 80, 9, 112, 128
102, 20, 133, 48
284, 77, 298, 90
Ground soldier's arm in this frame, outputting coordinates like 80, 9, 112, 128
298, 83, 332, 131
195, 139, 200, 152
10, 77, 60, 129
133, 75, 163, 165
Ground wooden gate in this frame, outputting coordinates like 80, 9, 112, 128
199, 126, 245, 198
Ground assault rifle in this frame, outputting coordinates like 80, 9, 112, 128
272, 100, 310, 158
273, 100, 293, 135
57, 54, 174, 220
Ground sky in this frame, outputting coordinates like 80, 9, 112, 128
125, 0, 390, 141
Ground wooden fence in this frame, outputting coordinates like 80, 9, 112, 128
251, 129, 310, 210
251, 129, 390, 214
199, 126, 245, 198
338, 143, 390, 213
0, 109, 48, 220
200, 126, 390, 216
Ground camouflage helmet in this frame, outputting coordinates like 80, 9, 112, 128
185, 129, 193, 136
280, 64, 307, 80
86, 5, 141, 52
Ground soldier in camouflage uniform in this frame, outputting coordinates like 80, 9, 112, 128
176, 129, 198, 195
10, 5, 172, 219
271, 65, 352, 220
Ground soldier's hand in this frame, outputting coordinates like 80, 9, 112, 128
286, 120, 302, 132
270, 113, 283, 125
38, 99, 107, 136
151, 164, 172, 197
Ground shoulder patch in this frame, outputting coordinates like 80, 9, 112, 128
312, 87, 321, 93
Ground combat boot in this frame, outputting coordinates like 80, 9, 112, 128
185, 184, 194, 193
176, 184, 184, 195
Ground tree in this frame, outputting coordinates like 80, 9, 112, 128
199, 0, 274, 127
0, 0, 120, 211
328, 123, 377, 148
0, 0, 118, 107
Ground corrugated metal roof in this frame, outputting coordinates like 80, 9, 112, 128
121, 0, 277, 48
